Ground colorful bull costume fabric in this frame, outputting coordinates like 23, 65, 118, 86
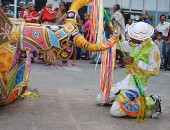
0, 0, 118, 105
0, 0, 162, 122
0, 12, 29, 105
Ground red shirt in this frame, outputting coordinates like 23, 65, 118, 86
20, 10, 27, 18
26, 11, 38, 23
42, 7, 55, 23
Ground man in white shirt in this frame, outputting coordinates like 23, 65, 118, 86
155, 14, 170, 70
112, 4, 125, 36
112, 4, 126, 67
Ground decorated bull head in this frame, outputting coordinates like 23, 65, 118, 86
0, 0, 118, 105
22, 0, 118, 63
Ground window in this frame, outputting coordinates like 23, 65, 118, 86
1, 0, 14, 4
17, 0, 34, 6
0, 0, 35, 18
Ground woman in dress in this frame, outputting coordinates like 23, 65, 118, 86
54, 2, 69, 66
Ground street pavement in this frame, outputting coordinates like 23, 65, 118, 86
0, 60, 170, 130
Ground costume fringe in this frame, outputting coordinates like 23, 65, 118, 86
91, 0, 117, 103
100, 45, 116, 103
19, 50, 40, 99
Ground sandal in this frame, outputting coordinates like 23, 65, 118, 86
44, 62, 51, 66
84, 57, 90, 60
72, 62, 77, 66
59, 63, 67, 67
37, 61, 45, 64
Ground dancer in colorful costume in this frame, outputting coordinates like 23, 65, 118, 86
97, 22, 162, 119
19, 1, 27, 18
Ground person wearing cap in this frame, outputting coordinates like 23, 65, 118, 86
1, 2, 14, 18
23, 2, 38, 23
19, 1, 27, 18
96, 22, 162, 119
39, 2, 55, 25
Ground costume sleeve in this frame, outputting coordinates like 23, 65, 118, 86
137, 45, 160, 76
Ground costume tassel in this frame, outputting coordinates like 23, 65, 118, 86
89, 0, 117, 103
100, 44, 116, 103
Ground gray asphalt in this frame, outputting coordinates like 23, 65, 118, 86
0, 60, 170, 130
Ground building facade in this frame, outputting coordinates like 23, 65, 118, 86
61, 0, 170, 24
0, 0, 48, 17
0, 0, 170, 24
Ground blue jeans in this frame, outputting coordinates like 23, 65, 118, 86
163, 42, 170, 67
166, 44, 170, 66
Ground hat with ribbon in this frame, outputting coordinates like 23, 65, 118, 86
128, 22, 154, 41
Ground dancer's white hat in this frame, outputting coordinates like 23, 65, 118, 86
128, 22, 154, 41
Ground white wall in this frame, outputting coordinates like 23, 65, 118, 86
131, 0, 143, 10
144, 0, 157, 11
62, 0, 73, 2
103, 0, 117, 8
47, 0, 61, 9
50, 0, 170, 12
121, 0, 130, 9
157, 0, 169, 12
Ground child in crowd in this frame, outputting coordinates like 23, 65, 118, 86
19, 1, 27, 18
154, 32, 164, 68
24, 2, 39, 23
84, 13, 91, 60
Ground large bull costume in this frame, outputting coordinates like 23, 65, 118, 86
0, 0, 118, 105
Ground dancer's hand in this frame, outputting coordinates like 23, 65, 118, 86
122, 56, 134, 64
